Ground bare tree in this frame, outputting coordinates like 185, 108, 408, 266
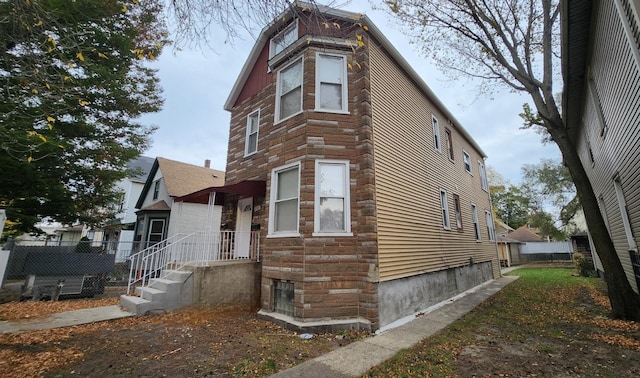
166, 0, 353, 47
384, 0, 640, 319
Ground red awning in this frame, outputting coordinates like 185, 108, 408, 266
175, 180, 266, 204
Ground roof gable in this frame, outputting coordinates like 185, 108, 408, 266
224, 2, 487, 158
508, 225, 544, 242
136, 157, 225, 209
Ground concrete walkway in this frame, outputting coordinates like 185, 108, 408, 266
272, 275, 519, 378
0, 305, 133, 334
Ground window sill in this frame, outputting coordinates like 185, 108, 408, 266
244, 151, 257, 158
312, 232, 353, 237
274, 110, 303, 125
313, 108, 350, 115
267, 232, 301, 238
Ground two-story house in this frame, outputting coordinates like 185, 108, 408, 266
220, 3, 499, 331
563, 0, 640, 291
134, 157, 225, 248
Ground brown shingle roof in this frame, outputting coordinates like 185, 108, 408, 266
508, 226, 543, 242
156, 157, 225, 197
139, 200, 171, 211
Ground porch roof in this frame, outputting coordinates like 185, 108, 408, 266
175, 180, 267, 204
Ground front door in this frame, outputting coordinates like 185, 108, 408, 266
147, 218, 166, 246
235, 198, 253, 258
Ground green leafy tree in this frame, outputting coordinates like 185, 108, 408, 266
529, 210, 566, 241
521, 158, 581, 229
0, 0, 168, 234
384, 0, 640, 319
490, 184, 531, 229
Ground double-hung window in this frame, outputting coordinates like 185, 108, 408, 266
479, 161, 488, 191
485, 210, 495, 241
270, 21, 298, 58
440, 189, 450, 229
463, 150, 472, 173
472, 204, 481, 241
433, 116, 441, 152
445, 129, 454, 160
453, 194, 462, 230
245, 109, 260, 156
275, 57, 303, 122
314, 160, 351, 235
315, 53, 348, 112
269, 162, 301, 237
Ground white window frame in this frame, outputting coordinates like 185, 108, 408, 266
275, 57, 304, 124
244, 109, 260, 156
268, 161, 301, 238
433, 116, 441, 152
453, 194, 463, 230
313, 159, 352, 236
463, 150, 472, 173
479, 160, 488, 191
440, 189, 450, 230
614, 177, 637, 250
445, 128, 454, 161
472, 204, 481, 241
269, 20, 298, 58
314, 52, 349, 114
485, 210, 495, 241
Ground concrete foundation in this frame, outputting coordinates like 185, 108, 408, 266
189, 260, 261, 311
378, 261, 494, 328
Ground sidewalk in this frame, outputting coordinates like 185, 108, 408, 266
0, 305, 133, 334
271, 275, 519, 378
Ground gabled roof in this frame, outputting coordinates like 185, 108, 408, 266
126, 156, 155, 183
136, 157, 225, 209
224, 2, 487, 158
138, 200, 171, 212
508, 225, 543, 242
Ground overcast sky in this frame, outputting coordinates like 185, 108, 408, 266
141, 0, 562, 185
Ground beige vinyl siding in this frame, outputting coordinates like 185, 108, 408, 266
577, 0, 640, 291
368, 42, 498, 281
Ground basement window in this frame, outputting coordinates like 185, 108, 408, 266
273, 280, 294, 316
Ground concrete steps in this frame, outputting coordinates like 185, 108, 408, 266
120, 270, 193, 315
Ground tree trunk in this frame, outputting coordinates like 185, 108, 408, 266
549, 121, 640, 320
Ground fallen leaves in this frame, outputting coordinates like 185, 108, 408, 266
0, 297, 120, 321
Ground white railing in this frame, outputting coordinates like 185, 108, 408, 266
126, 230, 260, 294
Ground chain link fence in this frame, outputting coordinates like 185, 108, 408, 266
0, 238, 155, 302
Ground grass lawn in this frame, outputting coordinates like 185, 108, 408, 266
364, 267, 640, 377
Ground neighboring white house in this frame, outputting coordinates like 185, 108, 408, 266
133, 157, 226, 250
103, 156, 154, 261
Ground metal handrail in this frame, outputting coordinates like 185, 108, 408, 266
126, 230, 261, 294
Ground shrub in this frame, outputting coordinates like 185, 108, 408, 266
573, 252, 592, 277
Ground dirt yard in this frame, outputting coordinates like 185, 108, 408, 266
0, 299, 366, 377
2, 267, 640, 377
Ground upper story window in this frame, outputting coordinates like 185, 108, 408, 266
315, 53, 348, 113
245, 109, 260, 156
433, 116, 441, 152
440, 189, 450, 230
314, 160, 352, 236
485, 210, 495, 241
463, 150, 472, 173
445, 129, 454, 160
152, 180, 160, 200
453, 194, 462, 230
270, 21, 298, 58
472, 204, 481, 241
275, 57, 303, 123
268, 162, 301, 237
479, 161, 488, 191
